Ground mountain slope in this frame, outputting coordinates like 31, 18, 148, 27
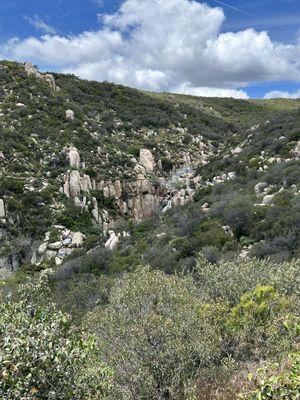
0, 60, 299, 277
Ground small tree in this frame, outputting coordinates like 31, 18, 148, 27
84, 266, 221, 399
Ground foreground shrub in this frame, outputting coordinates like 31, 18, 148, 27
84, 266, 221, 400
240, 352, 300, 400
0, 271, 111, 399
227, 285, 299, 360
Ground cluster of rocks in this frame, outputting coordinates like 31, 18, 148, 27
254, 182, 280, 206
206, 171, 237, 186
36, 228, 85, 266
254, 181, 300, 206
24, 62, 60, 92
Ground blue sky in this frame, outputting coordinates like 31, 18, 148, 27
0, 0, 299, 98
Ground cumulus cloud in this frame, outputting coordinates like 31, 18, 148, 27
2, 0, 300, 98
264, 89, 300, 99
24, 15, 57, 35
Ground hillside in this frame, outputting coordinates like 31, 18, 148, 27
0, 61, 299, 278
0, 61, 299, 400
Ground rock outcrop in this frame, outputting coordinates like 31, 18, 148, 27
68, 146, 80, 168
24, 62, 59, 91
63, 171, 92, 200
139, 149, 155, 172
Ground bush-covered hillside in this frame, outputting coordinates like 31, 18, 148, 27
0, 61, 299, 276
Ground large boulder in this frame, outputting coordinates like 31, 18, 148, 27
66, 109, 75, 120
71, 232, 84, 248
82, 174, 92, 192
228, 171, 237, 180
48, 241, 62, 250
38, 242, 48, 254
139, 149, 155, 172
0, 257, 14, 279
232, 146, 243, 155
68, 147, 80, 168
92, 198, 99, 223
262, 194, 275, 206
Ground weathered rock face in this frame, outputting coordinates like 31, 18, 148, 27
128, 193, 160, 220
66, 109, 75, 120
62, 157, 201, 225
68, 147, 80, 168
139, 149, 155, 172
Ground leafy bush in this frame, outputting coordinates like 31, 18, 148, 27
84, 266, 221, 399
0, 271, 111, 399
227, 285, 299, 360
241, 352, 300, 400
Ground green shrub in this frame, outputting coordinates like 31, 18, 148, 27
84, 266, 221, 399
240, 352, 300, 400
0, 270, 112, 399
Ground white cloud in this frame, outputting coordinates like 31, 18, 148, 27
24, 15, 57, 35
172, 83, 249, 99
2, 0, 300, 98
264, 89, 300, 99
